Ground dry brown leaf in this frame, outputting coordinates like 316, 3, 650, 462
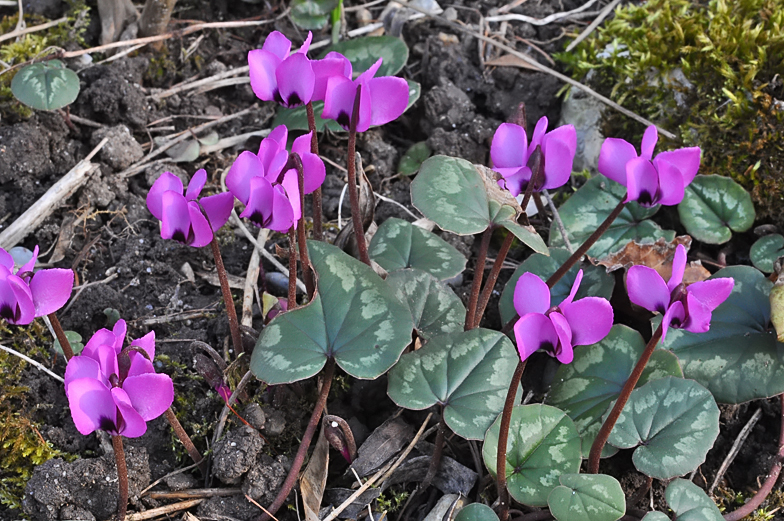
597, 236, 711, 285
475, 164, 523, 218
484, 53, 540, 71
301, 426, 329, 521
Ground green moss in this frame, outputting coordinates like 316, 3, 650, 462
558, 0, 784, 224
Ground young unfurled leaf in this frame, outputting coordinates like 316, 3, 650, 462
399, 142, 432, 176
11, 60, 80, 111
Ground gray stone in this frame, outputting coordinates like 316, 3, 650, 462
242, 455, 288, 503
91, 125, 144, 171
559, 88, 605, 173
212, 426, 265, 484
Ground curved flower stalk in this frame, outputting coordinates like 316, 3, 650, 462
598, 125, 701, 207
491, 117, 577, 197
147, 169, 234, 247
513, 270, 613, 364
0, 246, 73, 326
626, 243, 734, 341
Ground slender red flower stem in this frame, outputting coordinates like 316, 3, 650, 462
164, 407, 207, 474
48, 313, 73, 360
588, 324, 663, 473
466, 228, 493, 330
290, 152, 315, 299
346, 84, 370, 266
474, 232, 515, 328
723, 393, 784, 521
287, 227, 298, 310
306, 102, 323, 242
255, 358, 336, 521
210, 238, 244, 356
496, 359, 527, 521
112, 435, 128, 521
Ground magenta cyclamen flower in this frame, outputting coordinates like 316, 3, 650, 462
322, 57, 409, 132
598, 125, 701, 207
64, 320, 173, 438
226, 125, 325, 232
513, 271, 613, 364
626, 244, 733, 342
0, 246, 73, 325
147, 169, 233, 248
249, 31, 315, 108
491, 117, 577, 197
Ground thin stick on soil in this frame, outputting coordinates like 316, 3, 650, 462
466, 228, 494, 330
709, 407, 763, 494
112, 435, 129, 521
306, 102, 323, 242
474, 232, 515, 327
209, 237, 245, 357
287, 227, 298, 310
164, 408, 207, 474
346, 84, 371, 266
588, 324, 664, 473
497, 360, 527, 521
0, 343, 64, 382
47, 313, 74, 360
126, 499, 204, 521
290, 153, 315, 298
254, 358, 336, 521
723, 394, 784, 521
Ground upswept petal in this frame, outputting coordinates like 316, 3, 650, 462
354, 78, 374, 132
560, 269, 583, 307
66, 377, 115, 435
113, 320, 127, 349
276, 52, 315, 107
64, 355, 102, 388
297, 31, 313, 54
266, 186, 294, 232
160, 191, 193, 244
597, 137, 638, 186
640, 125, 659, 160
625, 157, 660, 206
549, 312, 574, 364
667, 244, 687, 291
248, 49, 281, 101
241, 176, 275, 227
147, 172, 183, 220
686, 277, 734, 311
560, 297, 614, 346
123, 373, 174, 421
19, 245, 38, 277
292, 132, 326, 194
126, 352, 154, 378
653, 156, 686, 206
312, 53, 352, 101
661, 300, 686, 343
491, 123, 528, 169
2, 275, 34, 324
367, 76, 409, 127
185, 169, 207, 201
514, 313, 558, 363
82, 329, 119, 359
187, 201, 214, 248
280, 169, 301, 222
529, 116, 549, 151
226, 151, 263, 205
656, 147, 701, 185
356, 58, 383, 83
541, 124, 576, 189
111, 387, 147, 438
497, 166, 531, 197
261, 31, 292, 59
682, 293, 713, 334
626, 265, 670, 314
93, 343, 119, 381
200, 192, 234, 231
0, 248, 13, 270
292, 132, 312, 157
322, 75, 357, 130
29, 268, 73, 316
513, 272, 550, 317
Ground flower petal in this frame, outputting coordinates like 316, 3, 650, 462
66, 377, 115, 435
625, 157, 660, 207
200, 192, 234, 231
29, 268, 73, 316
130, 330, 155, 361
187, 201, 214, 247
513, 313, 558, 362
160, 191, 193, 244
559, 269, 583, 307
498, 166, 532, 197
64, 355, 102, 388
280, 170, 301, 222
541, 124, 576, 190
268, 185, 296, 232
248, 49, 281, 101
529, 116, 549, 151
687, 277, 734, 312
626, 265, 670, 314
322, 75, 358, 130
111, 387, 147, 438
491, 123, 528, 170
598, 137, 637, 186
147, 172, 183, 220
226, 151, 263, 205
560, 296, 614, 346
185, 169, 207, 201
276, 52, 315, 107
549, 312, 574, 364
241, 176, 274, 227
653, 156, 686, 206
367, 76, 409, 127
656, 147, 701, 186
513, 272, 550, 317
123, 373, 174, 421
682, 293, 713, 334
19, 245, 38, 276
661, 300, 686, 343
261, 31, 291, 59
297, 32, 313, 54
640, 125, 659, 160
0, 248, 13, 270
356, 58, 383, 83
0, 273, 34, 324
82, 328, 118, 360
312, 53, 352, 101
667, 244, 687, 291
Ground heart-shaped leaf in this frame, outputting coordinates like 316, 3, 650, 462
677, 175, 755, 245
273, 79, 421, 131
546, 325, 683, 458
499, 247, 615, 325
455, 503, 499, 521
54, 330, 84, 356
661, 479, 723, 520
369, 218, 466, 280
11, 60, 80, 111
641, 513, 670, 521
398, 141, 432, 176
750, 234, 784, 273
250, 241, 413, 384
661, 266, 784, 404
411, 156, 547, 254
291, 0, 339, 30
482, 404, 582, 507
606, 376, 720, 480
386, 269, 465, 340
319, 36, 409, 77
549, 177, 675, 258
547, 474, 626, 521
387, 328, 520, 440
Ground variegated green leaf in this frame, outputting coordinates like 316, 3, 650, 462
549, 176, 675, 258
320, 36, 409, 77
607, 377, 720, 480
11, 60, 80, 111
661, 266, 784, 404
454, 503, 499, 521
663, 479, 723, 521
750, 233, 784, 273
251, 241, 413, 384
398, 141, 431, 176
546, 325, 683, 458
387, 328, 520, 440
499, 247, 615, 325
369, 218, 466, 280
482, 404, 582, 507
641, 513, 670, 521
386, 269, 465, 340
678, 175, 755, 245
489, 201, 548, 254
547, 474, 625, 521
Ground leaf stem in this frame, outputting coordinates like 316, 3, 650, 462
210, 237, 244, 356
422, 411, 446, 490
474, 232, 514, 328
497, 359, 527, 521
466, 227, 493, 330
347, 84, 370, 265
112, 435, 128, 521
48, 312, 73, 360
287, 227, 298, 310
306, 102, 323, 242
164, 407, 206, 474
587, 323, 663, 473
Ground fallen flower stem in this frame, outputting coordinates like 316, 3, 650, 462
306, 102, 323, 242
164, 408, 207, 474
474, 232, 515, 327
287, 227, 298, 310
47, 312, 73, 360
723, 393, 784, 521
112, 435, 129, 521
290, 153, 315, 299
347, 84, 371, 266
588, 324, 663, 473
255, 358, 336, 521
466, 228, 494, 330
497, 359, 527, 521
210, 237, 245, 356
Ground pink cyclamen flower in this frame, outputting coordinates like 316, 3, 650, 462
64, 319, 173, 438
322, 57, 409, 132
249, 31, 315, 107
491, 117, 577, 196
597, 125, 701, 207
226, 125, 325, 232
626, 244, 734, 342
513, 271, 613, 364
0, 246, 73, 325
147, 169, 234, 248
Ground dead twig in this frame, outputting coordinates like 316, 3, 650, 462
485, 0, 600, 24
0, 344, 63, 383
126, 499, 203, 521
565, 0, 622, 52
148, 488, 241, 499
242, 228, 266, 327
0, 16, 67, 44
139, 462, 201, 497
709, 407, 763, 494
